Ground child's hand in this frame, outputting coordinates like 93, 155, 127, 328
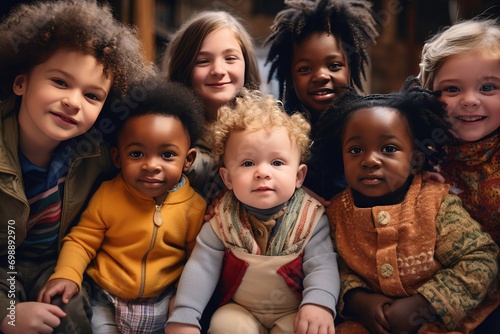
383, 294, 432, 334
344, 289, 393, 334
164, 322, 200, 334
0, 301, 66, 334
37, 278, 79, 304
294, 304, 335, 334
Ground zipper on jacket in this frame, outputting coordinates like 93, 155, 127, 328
139, 202, 162, 297
153, 204, 163, 226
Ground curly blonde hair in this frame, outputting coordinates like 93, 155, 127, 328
210, 89, 312, 163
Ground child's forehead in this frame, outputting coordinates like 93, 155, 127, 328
346, 106, 407, 130
294, 31, 342, 49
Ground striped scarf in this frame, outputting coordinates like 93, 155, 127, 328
214, 187, 322, 256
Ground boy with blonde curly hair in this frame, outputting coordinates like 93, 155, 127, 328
166, 90, 340, 334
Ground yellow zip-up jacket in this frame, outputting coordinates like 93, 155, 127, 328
49, 173, 206, 299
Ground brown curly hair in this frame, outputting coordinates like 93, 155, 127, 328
0, 0, 155, 100
210, 89, 312, 163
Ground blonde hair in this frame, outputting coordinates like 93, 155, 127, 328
161, 11, 260, 90
418, 19, 500, 89
211, 89, 312, 163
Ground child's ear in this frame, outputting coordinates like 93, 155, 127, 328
295, 164, 308, 188
13, 75, 27, 96
111, 147, 121, 169
219, 166, 233, 190
410, 151, 425, 175
183, 148, 197, 172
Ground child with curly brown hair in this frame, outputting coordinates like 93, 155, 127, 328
0, 1, 154, 333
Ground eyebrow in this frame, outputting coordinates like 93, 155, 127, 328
293, 53, 345, 64
436, 75, 500, 84
124, 142, 181, 150
482, 75, 500, 81
344, 134, 400, 144
47, 69, 109, 95
197, 48, 243, 55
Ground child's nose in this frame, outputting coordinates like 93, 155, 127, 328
255, 164, 271, 179
460, 90, 480, 109
362, 152, 381, 168
210, 59, 226, 76
142, 157, 161, 172
62, 90, 82, 113
312, 69, 330, 84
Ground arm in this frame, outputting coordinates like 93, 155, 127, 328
47, 188, 107, 291
295, 215, 339, 333
166, 223, 225, 330
417, 194, 499, 330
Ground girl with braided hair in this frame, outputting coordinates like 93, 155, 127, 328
265, 0, 378, 202
315, 81, 499, 334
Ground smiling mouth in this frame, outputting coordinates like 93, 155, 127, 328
310, 89, 334, 96
207, 82, 230, 87
457, 116, 486, 122
52, 112, 77, 124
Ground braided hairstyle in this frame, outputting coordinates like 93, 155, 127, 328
265, 0, 378, 113
314, 77, 452, 187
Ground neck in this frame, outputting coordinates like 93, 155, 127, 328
204, 103, 221, 124
243, 202, 287, 220
19, 131, 59, 168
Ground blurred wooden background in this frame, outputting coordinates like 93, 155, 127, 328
2, 0, 499, 94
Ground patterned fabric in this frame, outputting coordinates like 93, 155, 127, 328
214, 187, 318, 256
17, 140, 73, 259
441, 131, 500, 250
102, 287, 173, 334
327, 175, 499, 332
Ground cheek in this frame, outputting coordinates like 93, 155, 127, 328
190, 69, 205, 91
292, 76, 307, 97
234, 64, 246, 88
338, 69, 350, 85
82, 106, 104, 127
438, 96, 455, 112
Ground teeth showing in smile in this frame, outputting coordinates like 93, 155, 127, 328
312, 90, 333, 96
458, 116, 485, 122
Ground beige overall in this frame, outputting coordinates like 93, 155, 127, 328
208, 251, 301, 334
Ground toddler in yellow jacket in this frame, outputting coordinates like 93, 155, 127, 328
38, 78, 207, 334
